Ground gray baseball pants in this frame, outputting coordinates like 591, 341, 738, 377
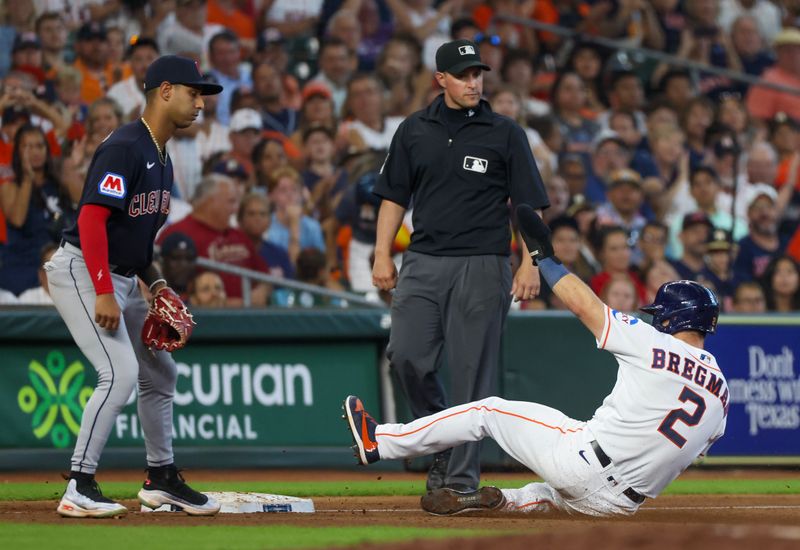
45, 243, 177, 474
387, 250, 512, 490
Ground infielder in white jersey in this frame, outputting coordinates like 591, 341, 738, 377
344, 205, 728, 517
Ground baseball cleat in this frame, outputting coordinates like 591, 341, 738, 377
57, 478, 128, 518
420, 486, 506, 516
138, 465, 220, 516
343, 395, 380, 465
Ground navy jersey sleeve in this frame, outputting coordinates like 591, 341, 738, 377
506, 123, 550, 211
373, 121, 413, 208
81, 144, 139, 211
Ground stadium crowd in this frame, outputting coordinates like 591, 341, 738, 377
0, 0, 799, 312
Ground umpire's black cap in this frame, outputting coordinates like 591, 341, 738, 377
144, 55, 223, 95
435, 39, 491, 74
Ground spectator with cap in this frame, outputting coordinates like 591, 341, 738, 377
251, 61, 297, 138
208, 30, 252, 127
746, 28, 800, 122
731, 280, 767, 312
194, 72, 231, 163
702, 228, 737, 305
309, 37, 357, 117
158, 0, 224, 70
253, 28, 301, 110
72, 21, 130, 104
291, 83, 337, 151
596, 168, 648, 265
35, 12, 69, 78
158, 174, 271, 307
227, 107, 263, 180
733, 188, 786, 282
211, 157, 250, 193
10, 32, 45, 86
670, 211, 714, 281
583, 130, 631, 204
106, 37, 159, 122
158, 232, 198, 301
760, 254, 800, 312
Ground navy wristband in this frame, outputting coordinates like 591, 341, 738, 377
538, 257, 569, 288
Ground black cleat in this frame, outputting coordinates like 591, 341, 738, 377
138, 465, 220, 516
420, 486, 506, 516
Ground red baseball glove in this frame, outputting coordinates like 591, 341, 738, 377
141, 287, 195, 352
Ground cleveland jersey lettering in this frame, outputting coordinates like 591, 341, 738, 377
62, 121, 174, 270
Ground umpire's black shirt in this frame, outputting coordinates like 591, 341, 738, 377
374, 95, 549, 256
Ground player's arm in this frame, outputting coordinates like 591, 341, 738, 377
372, 199, 406, 290
138, 264, 168, 294
516, 205, 606, 339
78, 204, 120, 331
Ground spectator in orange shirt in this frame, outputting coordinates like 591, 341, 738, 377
746, 28, 800, 122
207, 0, 255, 54
72, 22, 130, 104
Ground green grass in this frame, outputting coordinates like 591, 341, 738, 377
1, 478, 798, 502
0, 523, 481, 550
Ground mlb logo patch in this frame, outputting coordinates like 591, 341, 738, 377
458, 45, 475, 55
612, 309, 639, 325
463, 156, 488, 173
98, 172, 126, 198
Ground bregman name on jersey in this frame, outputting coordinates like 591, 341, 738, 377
650, 348, 730, 413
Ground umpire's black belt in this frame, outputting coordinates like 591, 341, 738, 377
590, 440, 646, 505
60, 240, 138, 277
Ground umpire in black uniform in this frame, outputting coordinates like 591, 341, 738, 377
372, 39, 550, 511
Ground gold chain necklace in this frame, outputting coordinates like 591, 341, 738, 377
140, 117, 165, 165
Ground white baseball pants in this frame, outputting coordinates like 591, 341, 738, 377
46, 244, 177, 474
376, 396, 642, 517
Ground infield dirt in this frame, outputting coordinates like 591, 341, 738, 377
2, 469, 799, 549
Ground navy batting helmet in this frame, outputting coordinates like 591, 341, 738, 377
640, 280, 719, 335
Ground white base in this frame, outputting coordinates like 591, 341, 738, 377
140, 492, 315, 514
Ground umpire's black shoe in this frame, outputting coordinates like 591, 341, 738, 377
425, 449, 452, 492
138, 464, 220, 516
420, 486, 506, 516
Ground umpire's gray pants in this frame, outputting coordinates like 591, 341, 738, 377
387, 250, 512, 490
46, 244, 177, 474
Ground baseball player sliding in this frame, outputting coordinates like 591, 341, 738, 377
344, 205, 727, 517
46, 56, 222, 518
